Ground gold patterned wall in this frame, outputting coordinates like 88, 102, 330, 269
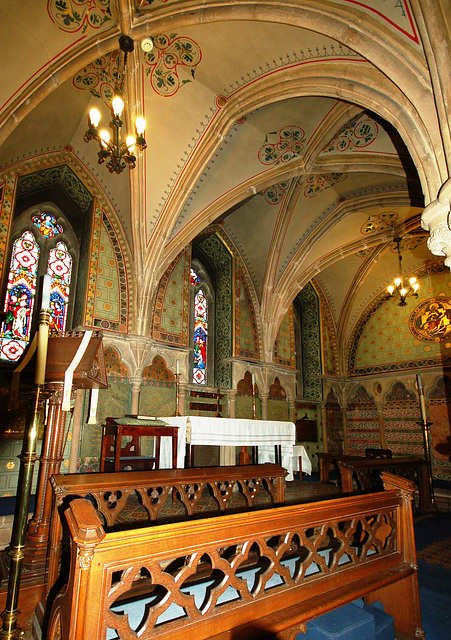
350, 264, 451, 375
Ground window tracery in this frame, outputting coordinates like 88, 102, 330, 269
0, 208, 75, 362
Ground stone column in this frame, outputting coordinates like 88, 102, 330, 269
260, 393, 268, 420
130, 376, 142, 415
321, 403, 328, 453
178, 382, 186, 416
228, 389, 237, 418
287, 396, 295, 423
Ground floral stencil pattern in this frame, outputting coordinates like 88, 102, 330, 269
324, 114, 378, 153
143, 33, 202, 97
258, 126, 305, 166
303, 173, 347, 198
361, 211, 399, 234
73, 51, 121, 105
262, 181, 290, 205
47, 0, 111, 34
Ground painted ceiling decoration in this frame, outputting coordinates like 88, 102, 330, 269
0, 0, 449, 374
323, 114, 379, 153
258, 126, 306, 166
262, 182, 291, 205
303, 173, 348, 198
143, 34, 202, 97
361, 212, 399, 235
73, 52, 122, 106
47, 0, 112, 33
17, 166, 93, 215
340, 0, 419, 43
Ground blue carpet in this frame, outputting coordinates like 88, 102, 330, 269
417, 560, 451, 640
414, 512, 451, 550
414, 514, 451, 640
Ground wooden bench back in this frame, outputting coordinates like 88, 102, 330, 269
337, 456, 434, 514
46, 464, 287, 599
46, 472, 423, 640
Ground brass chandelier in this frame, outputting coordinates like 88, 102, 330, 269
387, 236, 419, 306
84, 35, 146, 174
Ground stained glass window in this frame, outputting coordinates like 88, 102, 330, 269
32, 212, 63, 238
190, 267, 200, 286
0, 231, 40, 362
191, 268, 208, 385
47, 241, 72, 333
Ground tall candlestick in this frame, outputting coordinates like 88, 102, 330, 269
416, 374, 436, 508
251, 374, 256, 420
41, 274, 51, 310
35, 309, 51, 385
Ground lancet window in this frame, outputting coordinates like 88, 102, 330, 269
0, 209, 74, 363
191, 267, 208, 385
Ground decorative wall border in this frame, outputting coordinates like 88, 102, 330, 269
0, 177, 17, 287
235, 266, 260, 361
91, 212, 129, 332
151, 247, 190, 346
274, 304, 295, 369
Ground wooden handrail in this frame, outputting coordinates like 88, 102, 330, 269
46, 472, 423, 640
45, 464, 287, 600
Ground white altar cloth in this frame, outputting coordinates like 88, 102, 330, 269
291, 445, 312, 476
158, 416, 296, 480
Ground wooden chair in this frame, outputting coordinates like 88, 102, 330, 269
365, 448, 393, 459
102, 435, 156, 472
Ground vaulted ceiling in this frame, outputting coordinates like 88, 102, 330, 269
1, 1, 448, 362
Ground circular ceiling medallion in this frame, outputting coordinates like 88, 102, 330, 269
409, 297, 451, 342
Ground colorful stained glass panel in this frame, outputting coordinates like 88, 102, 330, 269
0, 231, 39, 361
192, 279, 207, 385
47, 242, 72, 333
32, 212, 63, 238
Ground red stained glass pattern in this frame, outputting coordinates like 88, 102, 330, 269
0, 231, 39, 361
190, 267, 200, 286
192, 271, 207, 385
32, 212, 63, 238
47, 242, 72, 333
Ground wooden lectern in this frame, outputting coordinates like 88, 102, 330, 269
23, 330, 108, 571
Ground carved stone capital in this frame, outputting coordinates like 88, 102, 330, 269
427, 223, 451, 267
422, 178, 451, 267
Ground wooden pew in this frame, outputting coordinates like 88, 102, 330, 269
45, 473, 423, 640
337, 456, 435, 514
44, 464, 287, 604
316, 452, 362, 483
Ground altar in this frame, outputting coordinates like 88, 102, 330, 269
158, 416, 306, 481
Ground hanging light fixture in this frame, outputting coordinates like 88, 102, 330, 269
84, 35, 146, 174
387, 236, 420, 306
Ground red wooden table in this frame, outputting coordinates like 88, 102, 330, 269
100, 417, 178, 472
